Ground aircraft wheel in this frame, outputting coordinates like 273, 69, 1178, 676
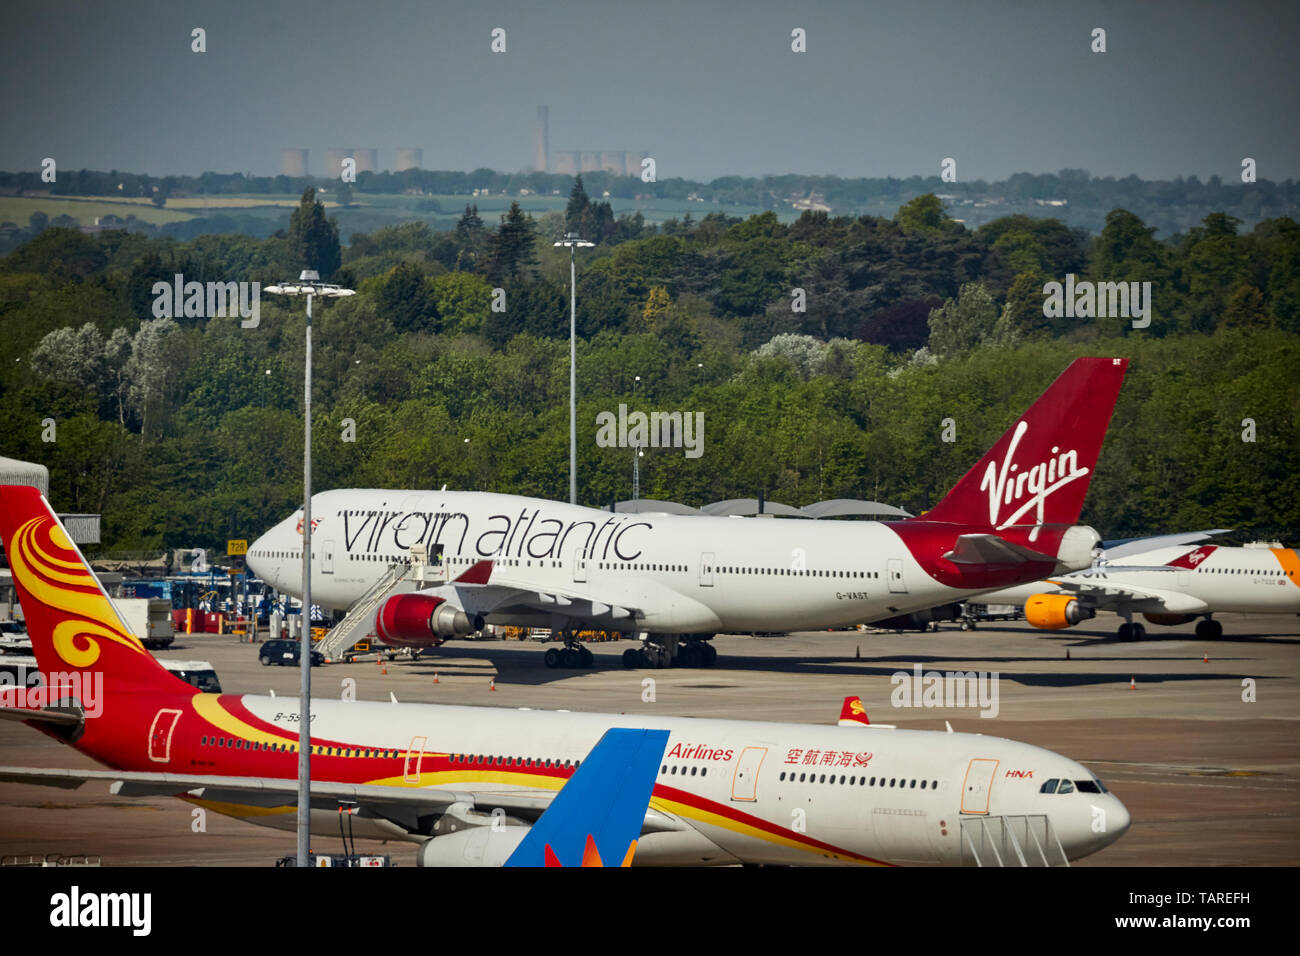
1117, 623, 1134, 641
622, 648, 640, 669
561, 647, 580, 668
544, 647, 560, 668
1196, 619, 1223, 639
578, 646, 594, 668
679, 644, 701, 668
702, 643, 717, 666
1132, 623, 1147, 641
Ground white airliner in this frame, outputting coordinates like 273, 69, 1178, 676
981, 539, 1300, 640
0, 484, 1129, 866
247, 358, 1129, 667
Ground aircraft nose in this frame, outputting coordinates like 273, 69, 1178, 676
1107, 796, 1131, 843
247, 528, 273, 583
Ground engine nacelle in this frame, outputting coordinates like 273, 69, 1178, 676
375, 593, 483, 648
1024, 593, 1094, 630
417, 827, 530, 867
1142, 612, 1196, 626
1055, 525, 1102, 571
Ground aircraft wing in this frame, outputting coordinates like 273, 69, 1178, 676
1099, 529, 1232, 562
1044, 579, 1210, 615
431, 563, 646, 625
0, 767, 686, 837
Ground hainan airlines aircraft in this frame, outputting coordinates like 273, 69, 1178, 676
981, 541, 1300, 640
248, 358, 1129, 667
0, 486, 1129, 865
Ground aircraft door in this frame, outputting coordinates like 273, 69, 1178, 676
404, 735, 427, 783
731, 747, 767, 802
887, 559, 907, 594
572, 543, 587, 583
700, 552, 715, 588
960, 758, 999, 814
322, 539, 335, 574
148, 709, 182, 763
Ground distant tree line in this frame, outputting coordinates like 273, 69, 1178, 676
0, 186, 1296, 553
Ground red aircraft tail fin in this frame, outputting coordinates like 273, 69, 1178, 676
838, 696, 871, 726
920, 358, 1127, 529
0, 485, 184, 694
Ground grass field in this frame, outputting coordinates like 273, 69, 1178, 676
0, 190, 793, 233
0, 196, 194, 226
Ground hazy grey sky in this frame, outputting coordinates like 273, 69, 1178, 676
3, 0, 1297, 181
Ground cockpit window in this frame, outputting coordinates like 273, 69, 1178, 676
1057, 779, 1075, 794
1074, 779, 1102, 794
1039, 778, 1059, 794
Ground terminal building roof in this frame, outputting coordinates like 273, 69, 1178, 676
611, 497, 911, 518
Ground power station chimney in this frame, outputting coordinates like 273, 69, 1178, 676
536, 105, 550, 173
280, 148, 309, 177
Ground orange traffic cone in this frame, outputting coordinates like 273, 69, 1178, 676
1203, 651, 1209, 663
489, 678, 496, 692
433, 672, 440, 683
1129, 676, 1136, 690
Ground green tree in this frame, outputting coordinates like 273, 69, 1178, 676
376, 261, 438, 333
454, 204, 485, 269
565, 176, 591, 234
430, 271, 493, 336
1221, 284, 1271, 328
484, 202, 538, 283
927, 282, 998, 357
287, 187, 341, 278
895, 193, 950, 236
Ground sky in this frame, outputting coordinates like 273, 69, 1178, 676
2, 0, 1297, 182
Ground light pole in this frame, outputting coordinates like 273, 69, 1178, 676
263, 270, 355, 867
553, 233, 593, 505
632, 375, 642, 502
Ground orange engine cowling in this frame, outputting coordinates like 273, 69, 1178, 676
375, 593, 482, 647
1024, 593, 1093, 630
1142, 612, 1195, 626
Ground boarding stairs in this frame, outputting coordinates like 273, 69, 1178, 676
959, 814, 1070, 867
314, 546, 446, 662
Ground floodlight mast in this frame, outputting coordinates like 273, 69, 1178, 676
263, 269, 355, 868
552, 233, 593, 505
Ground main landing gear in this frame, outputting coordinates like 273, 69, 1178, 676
543, 631, 594, 669
1116, 621, 1147, 641
621, 634, 717, 669
1195, 618, 1223, 640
